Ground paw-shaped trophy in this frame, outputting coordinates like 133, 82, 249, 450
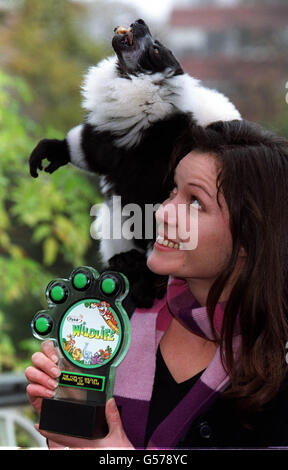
31, 266, 131, 439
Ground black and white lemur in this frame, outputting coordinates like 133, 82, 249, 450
29, 19, 241, 308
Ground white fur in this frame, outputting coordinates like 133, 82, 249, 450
170, 74, 241, 126
81, 55, 241, 150
66, 124, 89, 170
99, 237, 142, 266
91, 196, 144, 264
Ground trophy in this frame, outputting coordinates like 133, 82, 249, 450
31, 266, 131, 439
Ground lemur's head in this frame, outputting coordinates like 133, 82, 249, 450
112, 19, 183, 76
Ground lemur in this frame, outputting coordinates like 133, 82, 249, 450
29, 19, 241, 308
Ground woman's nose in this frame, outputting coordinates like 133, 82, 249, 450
155, 199, 176, 223
155, 199, 177, 236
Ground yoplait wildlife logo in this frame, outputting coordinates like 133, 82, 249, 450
66, 313, 84, 324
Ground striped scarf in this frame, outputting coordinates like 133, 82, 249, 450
114, 276, 241, 449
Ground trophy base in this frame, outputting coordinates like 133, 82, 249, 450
39, 398, 108, 439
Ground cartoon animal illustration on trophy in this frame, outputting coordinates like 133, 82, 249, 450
83, 342, 93, 365
63, 334, 76, 354
91, 351, 104, 365
72, 348, 83, 363
98, 301, 119, 335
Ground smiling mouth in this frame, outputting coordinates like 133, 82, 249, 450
156, 235, 181, 250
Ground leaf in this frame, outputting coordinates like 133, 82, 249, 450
32, 224, 52, 243
43, 237, 58, 266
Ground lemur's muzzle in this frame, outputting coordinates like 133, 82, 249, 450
113, 26, 133, 46
113, 19, 153, 50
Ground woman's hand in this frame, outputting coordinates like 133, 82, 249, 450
25, 339, 60, 415
36, 398, 134, 450
25, 340, 134, 449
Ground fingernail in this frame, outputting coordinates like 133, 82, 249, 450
51, 367, 61, 377
107, 397, 117, 413
51, 354, 58, 363
47, 389, 55, 397
48, 379, 58, 389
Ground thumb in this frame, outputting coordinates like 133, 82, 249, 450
105, 397, 124, 437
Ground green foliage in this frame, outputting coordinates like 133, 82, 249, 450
0, 69, 102, 371
0, 0, 110, 373
0, 308, 17, 370
2, 0, 110, 131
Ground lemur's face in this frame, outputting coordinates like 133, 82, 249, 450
112, 19, 183, 76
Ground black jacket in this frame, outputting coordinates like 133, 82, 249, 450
178, 379, 288, 448
146, 347, 288, 449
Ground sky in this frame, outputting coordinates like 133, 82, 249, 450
74, 0, 240, 24
120, 0, 175, 21
117, 0, 239, 22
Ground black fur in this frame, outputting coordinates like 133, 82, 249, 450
81, 113, 192, 206
108, 249, 168, 310
29, 139, 70, 178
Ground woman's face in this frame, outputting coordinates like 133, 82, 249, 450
147, 151, 233, 291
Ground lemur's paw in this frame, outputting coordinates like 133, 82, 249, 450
108, 249, 168, 308
29, 138, 70, 178
31, 266, 130, 370
108, 249, 148, 278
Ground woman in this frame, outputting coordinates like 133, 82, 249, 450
25, 120, 288, 449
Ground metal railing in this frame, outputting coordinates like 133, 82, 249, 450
0, 373, 46, 448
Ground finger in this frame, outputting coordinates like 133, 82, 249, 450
30, 156, 44, 176
25, 366, 58, 391
26, 383, 55, 400
29, 163, 39, 178
104, 399, 134, 448
105, 398, 124, 437
34, 425, 94, 450
31, 352, 61, 379
44, 162, 59, 174
29, 152, 44, 178
41, 339, 59, 363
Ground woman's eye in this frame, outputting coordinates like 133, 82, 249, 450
169, 187, 203, 209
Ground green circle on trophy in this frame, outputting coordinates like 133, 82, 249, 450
59, 299, 122, 369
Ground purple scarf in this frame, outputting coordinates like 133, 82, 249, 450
114, 276, 241, 449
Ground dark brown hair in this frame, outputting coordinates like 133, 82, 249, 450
168, 119, 288, 414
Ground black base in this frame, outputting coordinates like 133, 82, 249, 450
40, 398, 108, 439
